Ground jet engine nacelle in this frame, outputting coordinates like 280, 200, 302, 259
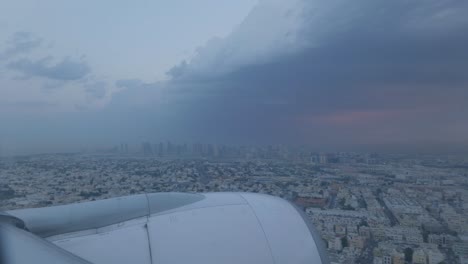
2, 192, 329, 264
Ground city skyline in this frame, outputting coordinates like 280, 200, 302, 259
2, 140, 468, 157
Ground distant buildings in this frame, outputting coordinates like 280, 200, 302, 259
142, 142, 153, 156
120, 143, 128, 154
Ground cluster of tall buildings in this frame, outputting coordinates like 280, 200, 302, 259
140, 142, 220, 157
310, 152, 379, 165
102, 142, 384, 165
138, 142, 298, 159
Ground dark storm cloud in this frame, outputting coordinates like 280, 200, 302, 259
7, 56, 90, 81
166, 60, 188, 79
0, 32, 42, 60
111, 0, 468, 148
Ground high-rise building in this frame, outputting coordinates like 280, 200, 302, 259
319, 153, 328, 164
158, 142, 164, 157
142, 142, 153, 156
166, 141, 174, 156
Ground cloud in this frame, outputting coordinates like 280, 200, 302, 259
167, 0, 307, 80
170, 0, 468, 82
115, 0, 468, 147
0, 32, 42, 60
166, 60, 188, 79
3, 0, 465, 152
7, 56, 90, 81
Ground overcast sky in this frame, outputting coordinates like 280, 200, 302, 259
1, 0, 468, 155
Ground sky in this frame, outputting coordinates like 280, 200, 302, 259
0, 0, 468, 155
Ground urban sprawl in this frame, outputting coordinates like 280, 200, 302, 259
1, 143, 467, 264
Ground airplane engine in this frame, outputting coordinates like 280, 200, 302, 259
1, 192, 329, 264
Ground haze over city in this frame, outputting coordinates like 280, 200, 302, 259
1, 2, 468, 264
1, 0, 467, 155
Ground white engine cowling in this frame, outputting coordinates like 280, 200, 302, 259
4, 192, 329, 264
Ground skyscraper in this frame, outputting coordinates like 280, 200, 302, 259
142, 142, 153, 156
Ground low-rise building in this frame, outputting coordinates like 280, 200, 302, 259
413, 249, 427, 264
